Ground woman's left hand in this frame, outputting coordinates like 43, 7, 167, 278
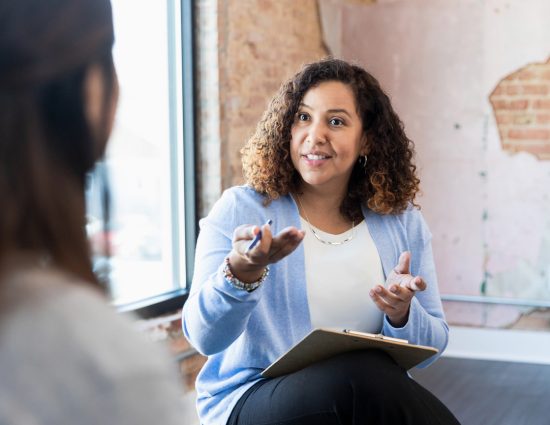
369, 251, 426, 327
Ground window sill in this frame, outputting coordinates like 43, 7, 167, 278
116, 288, 189, 319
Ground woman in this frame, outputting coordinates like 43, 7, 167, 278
0, 1, 184, 423
183, 58, 459, 424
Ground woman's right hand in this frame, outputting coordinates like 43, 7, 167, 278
227, 222, 305, 283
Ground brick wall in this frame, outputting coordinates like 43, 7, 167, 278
489, 57, 550, 160
196, 0, 328, 218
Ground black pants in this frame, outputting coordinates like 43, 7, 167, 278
227, 350, 460, 425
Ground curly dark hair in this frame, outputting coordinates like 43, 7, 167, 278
241, 57, 420, 219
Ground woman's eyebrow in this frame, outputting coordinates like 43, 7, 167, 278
299, 103, 353, 119
327, 108, 352, 118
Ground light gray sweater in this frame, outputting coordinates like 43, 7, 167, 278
0, 266, 185, 425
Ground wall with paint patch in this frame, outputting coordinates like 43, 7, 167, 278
318, 0, 550, 329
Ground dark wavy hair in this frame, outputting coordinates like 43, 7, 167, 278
241, 57, 420, 219
0, 0, 115, 285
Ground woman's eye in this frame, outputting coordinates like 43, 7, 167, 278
330, 118, 344, 126
297, 113, 309, 121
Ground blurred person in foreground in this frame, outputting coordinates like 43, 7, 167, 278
0, 0, 185, 423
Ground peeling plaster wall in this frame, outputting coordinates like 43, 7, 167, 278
318, 0, 550, 328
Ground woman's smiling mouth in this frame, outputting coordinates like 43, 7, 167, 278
301, 152, 333, 165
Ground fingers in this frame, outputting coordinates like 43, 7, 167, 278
243, 223, 273, 263
394, 251, 411, 275
233, 222, 305, 264
256, 222, 273, 253
229, 222, 304, 284
269, 227, 305, 262
233, 224, 259, 244
395, 274, 426, 292
370, 284, 412, 326
370, 286, 396, 315
407, 276, 426, 292
371, 284, 413, 306
389, 251, 427, 293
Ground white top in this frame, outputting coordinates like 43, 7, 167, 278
301, 217, 385, 333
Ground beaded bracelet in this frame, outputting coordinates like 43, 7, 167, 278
223, 257, 269, 292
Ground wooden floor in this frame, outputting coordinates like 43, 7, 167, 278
410, 357, 550, 425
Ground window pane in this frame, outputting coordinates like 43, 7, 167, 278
87, 0, 185, 305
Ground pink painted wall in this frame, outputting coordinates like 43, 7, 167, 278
319, 0, 550, 328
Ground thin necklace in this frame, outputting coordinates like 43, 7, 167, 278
295, 195, 355, 246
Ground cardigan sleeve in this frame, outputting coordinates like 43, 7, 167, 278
181, 188, 267, 356
381, 208, 449, 368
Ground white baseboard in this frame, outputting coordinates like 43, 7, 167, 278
444, 326, 550, 365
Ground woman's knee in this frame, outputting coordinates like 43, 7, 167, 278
323, 350, 404, 378
317, 350, 410, 397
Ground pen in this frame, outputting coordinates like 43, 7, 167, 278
342, 329, 409, 344
246, 219, 273, 252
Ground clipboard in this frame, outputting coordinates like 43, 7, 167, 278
261, 328, 438, 378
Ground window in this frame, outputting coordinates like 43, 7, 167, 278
86, 0, 195, 314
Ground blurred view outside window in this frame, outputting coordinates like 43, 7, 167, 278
86, 0, 186, 305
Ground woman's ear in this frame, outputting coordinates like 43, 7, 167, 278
84, 63, 119, 159
360, 135, 370, 156
84, 64, 104, 136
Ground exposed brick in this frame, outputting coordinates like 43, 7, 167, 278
491, 99, 529, 110
512, 99, 529, 109
505, 85, 520, 95
522, 84, 549, 95
513, 114, 534, 125
508, 129, 550, 140
509, 307, 550, 330
500, 141, 550, 158
495, 114, 513, 125
170, 335, 193, 355
536, 114, 550, 124
491, 86, 503, 96
218, 0, 328, 188
533, 99, 550, 109
517, 69, 536, 80
180, 354, 207, 391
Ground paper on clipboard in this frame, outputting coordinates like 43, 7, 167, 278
261, 328, 438, 378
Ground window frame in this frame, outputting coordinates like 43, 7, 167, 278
117, 0, 196, 318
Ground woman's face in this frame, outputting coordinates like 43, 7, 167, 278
290, 80, 366, 195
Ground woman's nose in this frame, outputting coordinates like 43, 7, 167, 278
307, 121, 328, 145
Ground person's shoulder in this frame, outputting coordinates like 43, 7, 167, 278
397, 203, 424, 223
221, 184, 266, 203
1, 267, 172, 370
203, 185, 264, 223
215, 185, 289, 215
205, 185, 294, 228
393, 203, 431, 240
364, 203, 428, 235
0, 267, 183, 425
363, 202, 422, 222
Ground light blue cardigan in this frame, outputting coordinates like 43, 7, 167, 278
182, 186, 449, 425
